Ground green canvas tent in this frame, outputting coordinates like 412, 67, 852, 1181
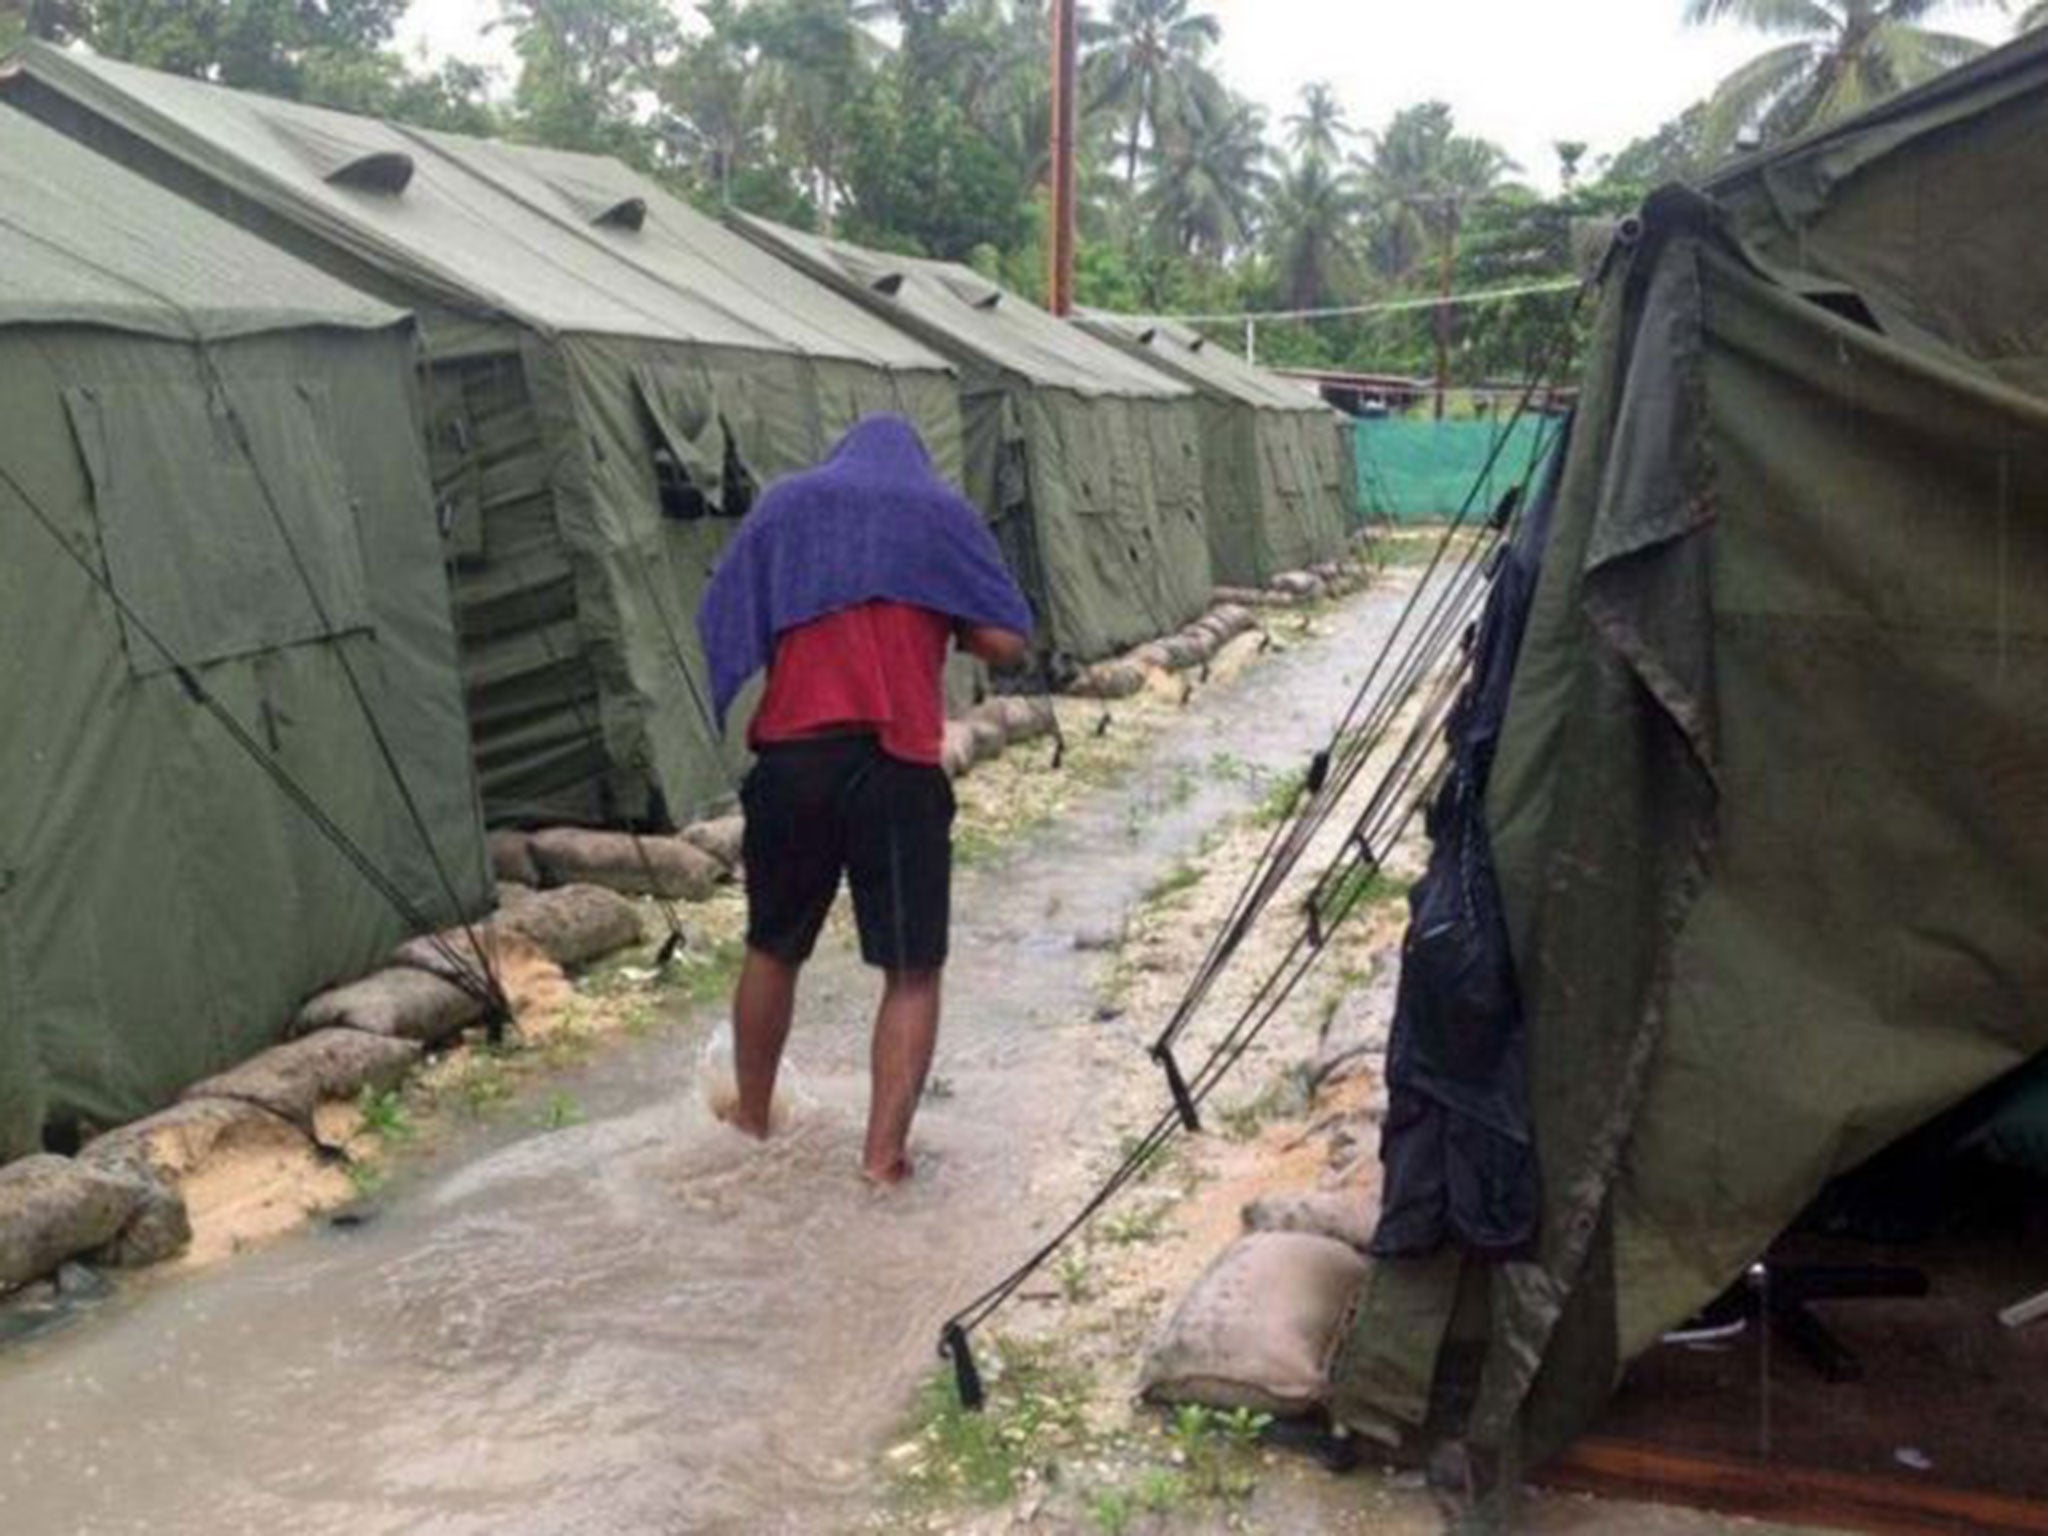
732, 216, 1215, 665
1073, 313, 1351, 585
0, 106, 489, 1161
0, 44, 962, 829
1334, 30, 2048, 1495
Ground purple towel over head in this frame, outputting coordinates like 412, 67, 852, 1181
696, 414, 1034, 724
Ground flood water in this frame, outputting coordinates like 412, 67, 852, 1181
0, 581, 1435, 1536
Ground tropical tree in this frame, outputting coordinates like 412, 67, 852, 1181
497, 0, 677, 159
1265, 149, 1363, 309
737, 0, 886, 233
659, 0, 773, 204
1285, 80, 1352, 165
1080, 0, 1223, 187
1359, 101, 1515, 413
1687, 0, 1993, 152
37, 0, 404, 95
1142, 84, 1269, 260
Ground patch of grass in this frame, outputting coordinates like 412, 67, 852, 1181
1098, 1199, 1175, 1246
355, 1086, 414, 1144
953, 823, 1005, 868
1250, 767, 1307, 827
1164, 1403, 1273, 1501
676, 936, 745, 1007
1317, 865, 1412, 931
1214, 1077, 1294, 1143
1206, 750, 1254, 785
537, 1090, 584, 1131
344, 1158, 388, 1198
1056, 1250, 1094, 1304
1141, 859, 1202, 907
893, 1335, 1093, 1508
1113, 1132, 1185, 1185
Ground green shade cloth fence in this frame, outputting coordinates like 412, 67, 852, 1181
1353, 417, 1559, 525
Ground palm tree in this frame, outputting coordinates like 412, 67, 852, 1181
1687, 0, 1994, 152
1080, 0, 1223, 188
1143, 85, 1269, 260
1285, 81, 1352, 166
1359, 101, 1514, 415
1266, 151, 1364, 309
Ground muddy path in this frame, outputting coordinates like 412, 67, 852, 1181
0, 583, 1430, 1536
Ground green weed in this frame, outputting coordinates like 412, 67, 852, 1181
1251, 767, 1307, 827
537, 1090, 584, 1131
1165, 1403, 1273, 1500
894, 1337, 1093, 1507
1142, 859, 1202, 907
1098, 1200, 1175, 1246
355, 1087, 414, 1144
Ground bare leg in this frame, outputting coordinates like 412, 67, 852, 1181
864, 968, 941, 1183
729, 947, 799, 1138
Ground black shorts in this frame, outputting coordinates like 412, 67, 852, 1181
740, 734, 956, 971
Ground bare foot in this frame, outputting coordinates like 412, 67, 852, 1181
862, 1154, 914, 1187
713, 1099, 772, 1140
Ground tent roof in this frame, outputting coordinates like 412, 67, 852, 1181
415, 134, 950, 373
3, 44, 928, 359
733, 214, 1194, 400
1075, 312, 1335, 414
0, 98, 401, 340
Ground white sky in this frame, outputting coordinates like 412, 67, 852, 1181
396, 0, 2017, 191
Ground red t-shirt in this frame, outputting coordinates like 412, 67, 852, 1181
748, 601, 952, 765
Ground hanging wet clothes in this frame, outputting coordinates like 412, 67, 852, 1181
1371, 417, 1572, 1260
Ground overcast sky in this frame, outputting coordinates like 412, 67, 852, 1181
396, 0, 2017, 191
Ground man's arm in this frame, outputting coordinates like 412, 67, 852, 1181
957, 624, 1029, 672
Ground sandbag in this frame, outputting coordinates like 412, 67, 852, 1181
297, 967, 485, 1045
0, 1155, 151, 1290
487, 829, 539, 887
682, 816, 745, 871
81, 1098, 277, 1186
491, 883, 642, 969
967, 715, 1005, 763
1140, 1232, 1368, 1416
995, 696, 1057, 745
1241, 1187, 1376, 1251
529, 828, 723, 901
180, 1030, 421, 1127
1070, 662, 1145, 700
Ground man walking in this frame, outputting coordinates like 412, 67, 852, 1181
697, 416, 1033, 1184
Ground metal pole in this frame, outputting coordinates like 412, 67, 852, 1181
1047, 0, 1078, 316
1244, 316, 1256, 364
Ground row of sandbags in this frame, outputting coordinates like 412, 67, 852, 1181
1067, 601, 1263, 701
488, 819, 744, 902
483, 697, 1064, 902
0, 883, 647, 1293
1212, 557, 1371, 612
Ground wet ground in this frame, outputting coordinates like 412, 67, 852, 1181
0, 587, 1436, 1536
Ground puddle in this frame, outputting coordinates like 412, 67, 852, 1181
0, 581, 1436, 1536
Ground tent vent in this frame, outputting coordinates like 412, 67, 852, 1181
326, 151, 415, 194
594, 196, 648, 231
1186, 334, 1208, 352
973, 290, 1002, 311
870, 272, 907, 297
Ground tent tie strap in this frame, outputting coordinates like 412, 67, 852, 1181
941, 1323, 985, 1411
1153, 1043, 1201, 1132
